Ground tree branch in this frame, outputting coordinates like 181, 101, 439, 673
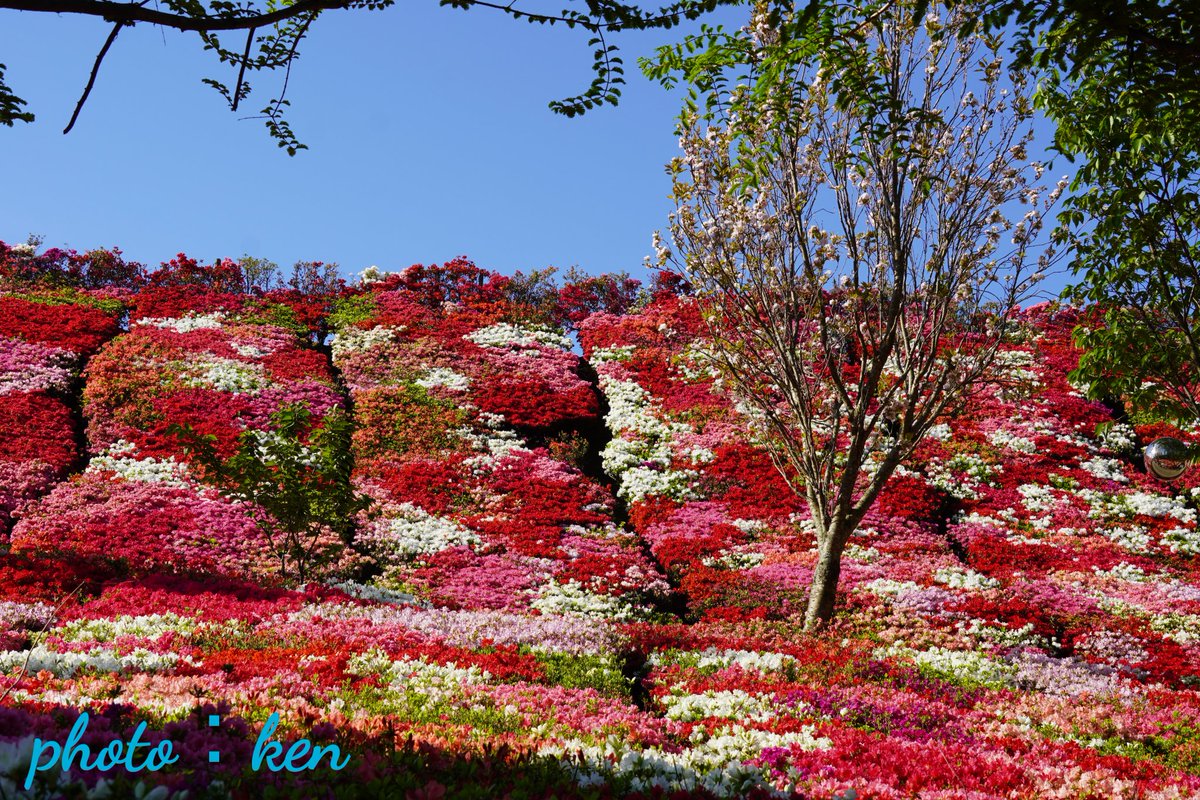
63, 18, 122, 134
231, 25, 256, 112
2, 0, 709, 33
4, 0, 350, 33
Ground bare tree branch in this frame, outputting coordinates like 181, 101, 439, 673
63, 18, 123, 133
5, 0, 352, 33
230, 25, 256, 112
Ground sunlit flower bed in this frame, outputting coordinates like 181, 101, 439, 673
331, 264, 668, 617
581, 295, 1200, 797
0, 290, 123, 533
1, 261, 1198, 799
10, 290, 345, 583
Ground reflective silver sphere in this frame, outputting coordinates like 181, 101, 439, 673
1144, 436, 1193, 481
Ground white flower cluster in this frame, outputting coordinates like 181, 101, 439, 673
531, 579, 638, 620
599, 375, 698, 503
1079, 456, 1129, 483
457, 419, 528, 468
181, 355, 266, 394
876, 642, 1016, 688
465, 322, 572, 351
231, 340, 274, 359
362, 502, 480, 561
700, 549, 766, 570
57, 613, 197, 642
1017, 483, 1056, 512
861, 578, 921, 599
330, 325, 401, 359
542, 725, 831, 798
357, 265, 387, 284
87, 442, 192, 487
415, 367, 471, 392
1084, 489, 1198, 528
609, 461, 699, 505
1098, 423, 1138, 454
992, 350, 1042, 392
926, 453, 996, 499
675, 358, 723, 383
135, 312, 226, 332
922, 423, 953, 441
959, 620, 1043, 650
844, 544, 881, 563
245, 429, 321, 467
329, 580, 428, 607
1126, 492, 1197, 523
0, 645, 192, 677
1160, 526, 1200, 556
692, 648, 796, 674
347, 650, 490, 703
988, 429, 1037, 454
589, 345, 635, 365
1149, 612, 1200, 646
1102, 524, 1152, 553
953, 511, 1008, 529
1092, 563, 1151, 583
662, 689, 779, 722
934, 566, 1000, 590
729, 518, 768, 534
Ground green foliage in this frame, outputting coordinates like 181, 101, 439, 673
354, 383, 468, 461
0, 63, 33, 127
172, 404, 372, 584
6, 287, 125, 316
239, 301, 309, 337
239, 254, 281, 292
532, 651, 632, 698
1041, 4, 1200, 424
329, 294, 378, 331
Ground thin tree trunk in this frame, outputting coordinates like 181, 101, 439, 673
805, 524, 849, 629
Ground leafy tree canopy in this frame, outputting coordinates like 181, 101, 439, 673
642, 0, 1200, 426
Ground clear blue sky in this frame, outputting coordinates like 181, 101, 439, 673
0, 2, 749, 283
0, 2, 1072, 295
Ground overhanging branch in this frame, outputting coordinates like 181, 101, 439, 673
3, 0, 351, 32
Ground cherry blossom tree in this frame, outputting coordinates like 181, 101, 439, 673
649, 0, 1064, 627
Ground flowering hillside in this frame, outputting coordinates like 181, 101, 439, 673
1, 252, 1199, 800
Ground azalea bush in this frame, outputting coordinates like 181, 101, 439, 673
0, 288, 123, 532
331, 266, 668, 617
174, 404, 369, 583
11, 292, 349, 585
0, 252, 1199, 799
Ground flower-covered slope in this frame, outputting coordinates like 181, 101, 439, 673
580, 294, 1200, 797
0, 290, 123, 533
331, 265, 668, 617
1, 256, 1199, 800
10, 289, 344, 583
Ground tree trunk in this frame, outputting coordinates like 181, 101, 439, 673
805, 526, 849, 630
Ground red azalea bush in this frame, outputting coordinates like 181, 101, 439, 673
0, 296, 122, 354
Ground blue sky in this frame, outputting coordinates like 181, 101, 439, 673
0, 2, 747, 283
0, 2, 1072, 296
